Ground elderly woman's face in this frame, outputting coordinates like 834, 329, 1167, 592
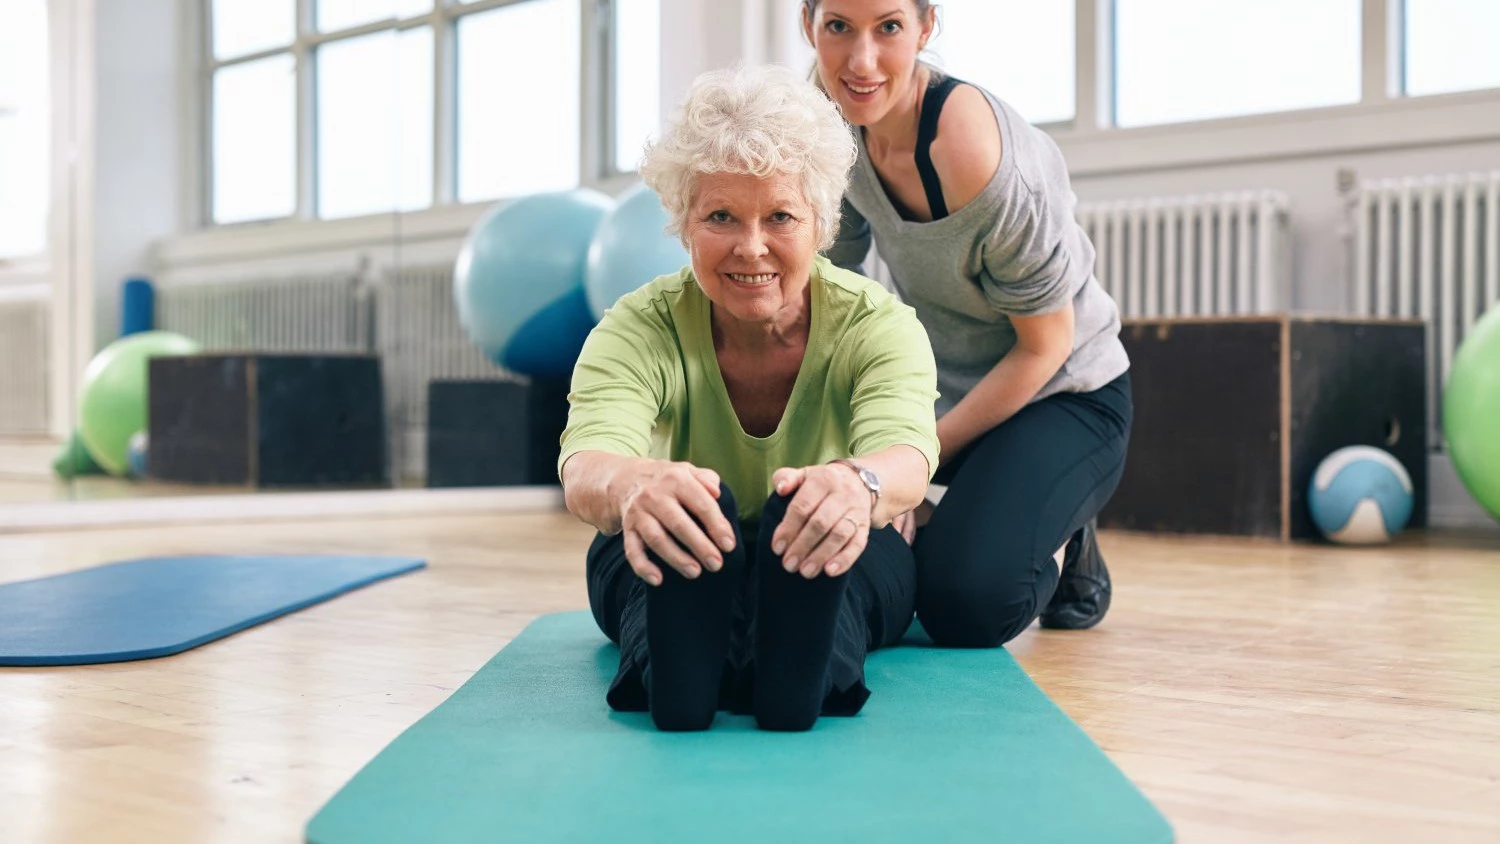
685, 171, 818, 327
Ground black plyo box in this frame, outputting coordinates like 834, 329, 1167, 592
426, 378, 570, 487
148, 354, 387, 488
1099, 316, 1427, 540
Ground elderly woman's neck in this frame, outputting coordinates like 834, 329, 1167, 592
710, 293, 813, 354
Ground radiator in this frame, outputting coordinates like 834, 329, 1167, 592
156, 272, 374, 354
1077, 191, 1291, 318
377, 263, 510, 473
1350, 171, 1500, 446
0, 293, 50, 437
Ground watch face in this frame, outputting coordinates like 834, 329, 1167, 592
859, 467, 881, 493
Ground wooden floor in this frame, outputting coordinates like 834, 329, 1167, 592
1, 509, 1498, 843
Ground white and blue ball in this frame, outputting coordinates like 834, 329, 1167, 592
584, 183, 689, 321
454, 189, 614, 378
1307, 446, 1414, 544
125, 430, 149, 479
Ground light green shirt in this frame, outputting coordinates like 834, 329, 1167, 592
559, 256, 940, 531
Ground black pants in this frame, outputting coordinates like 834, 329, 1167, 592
586, 486, 916, 723
915, 371, 1133, 648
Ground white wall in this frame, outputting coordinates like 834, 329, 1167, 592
90, 0, 181, 349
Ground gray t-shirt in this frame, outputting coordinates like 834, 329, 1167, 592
827, 83, 1129, 417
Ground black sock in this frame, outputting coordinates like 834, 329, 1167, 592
753, 554, 850, 732
645, 552, 743, 731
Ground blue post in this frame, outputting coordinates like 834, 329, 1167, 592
121, 277, 155, 337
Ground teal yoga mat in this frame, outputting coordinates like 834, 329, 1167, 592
0, 555, 425, 666
309, 611, 1173, 843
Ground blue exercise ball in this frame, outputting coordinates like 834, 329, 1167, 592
454, 189, 614, 377
584, 183, 689, 321
1307, 446, 1414, 544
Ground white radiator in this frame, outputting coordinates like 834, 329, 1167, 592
156, 272, 374, 354
1077, 191, 1291, 318
1350, 171, 1500, 445
0, 292, 50, 437
377, 263, 511, 475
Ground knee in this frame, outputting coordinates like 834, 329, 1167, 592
714, 482, 739, 522
916, 576, 1038, 649
760, 489, 793, 524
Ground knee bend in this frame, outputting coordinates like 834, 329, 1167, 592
917, 584, 1037, 649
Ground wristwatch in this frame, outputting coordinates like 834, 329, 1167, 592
830, 458, 881, 507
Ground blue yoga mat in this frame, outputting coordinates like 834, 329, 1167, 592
0, 555, 425, 666
309, 612, 1174, 844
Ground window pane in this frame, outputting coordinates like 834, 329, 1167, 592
613, 0, 661, 172
1404, 0, 1500, 97
0, 0, 49, 258
213, 55, 297, 223
212, 0, 295, 61
1115, 0, 1362, 128
778, 0, 815, 71
927, 0, 1074, 124
316, 0, 434, 33
457, 0, 581, 202
317, 28, 434, 219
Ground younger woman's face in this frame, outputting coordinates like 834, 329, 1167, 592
804, 0, 934, 128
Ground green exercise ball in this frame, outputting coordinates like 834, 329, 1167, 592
1444, 303, 1500, 521
78, 331, 201, 476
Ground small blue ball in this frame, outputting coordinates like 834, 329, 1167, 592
1308, 446, 1414, 544
126, 430, 149, 479
584, 183, 689, 321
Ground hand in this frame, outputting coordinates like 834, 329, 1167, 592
617, 461, 738, 587
892, 510, 917, 545
768, 463, 872, 579
891, 498, 935, 545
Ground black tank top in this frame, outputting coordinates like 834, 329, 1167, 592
914, 74, 964, 221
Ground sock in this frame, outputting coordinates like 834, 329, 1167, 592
645, 554, 743, 731
753, 557, 851, 732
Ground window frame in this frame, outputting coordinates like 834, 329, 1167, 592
199, 0, 624, 228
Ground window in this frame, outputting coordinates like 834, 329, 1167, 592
926, 0, 1075, 125
207, 0, 600, 226
612, 0, 661, 173
0, 0, 50, 258
316, 28, 434, 219
456, 0, 581, 203
1403, 0, 1500, 97
1113, 0, 1362, 128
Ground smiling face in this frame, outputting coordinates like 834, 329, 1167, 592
684, 171, 819, 330
804, 0, 935, 129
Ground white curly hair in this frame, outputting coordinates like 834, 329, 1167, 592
639, 64, 856, 252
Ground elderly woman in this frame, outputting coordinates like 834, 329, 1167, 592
559, 64, 939, 733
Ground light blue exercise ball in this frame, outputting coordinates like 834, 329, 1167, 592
454, 189, 614, 377
584, 183, 689, 321
1307, 446, 1414, 544
126, 430, 149, 479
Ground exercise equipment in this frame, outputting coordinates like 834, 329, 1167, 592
0, 555, 425, 666
1443, 303, 1500, 520
454, 189, 613, 378
308, 612, 1173, 844
77, 330, 200, 476
584, 183, 689, 321
1308, 445, 1414, 544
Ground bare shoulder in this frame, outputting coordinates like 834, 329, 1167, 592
929, 84, 1003, 213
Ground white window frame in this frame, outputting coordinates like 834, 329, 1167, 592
172, 0, 639, 261
1054, 0, 1500, 176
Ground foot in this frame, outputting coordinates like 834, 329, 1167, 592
1038, 519, 1112, 630
645, 562, 740, 731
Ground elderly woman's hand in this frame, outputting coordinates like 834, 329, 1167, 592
616, 460, 738, 587
768, 463, 874, 579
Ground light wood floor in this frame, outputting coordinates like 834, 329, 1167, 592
1, 510, 1497, 843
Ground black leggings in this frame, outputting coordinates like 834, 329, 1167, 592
915, 371, 1133, 648
587, 485, 916, 730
